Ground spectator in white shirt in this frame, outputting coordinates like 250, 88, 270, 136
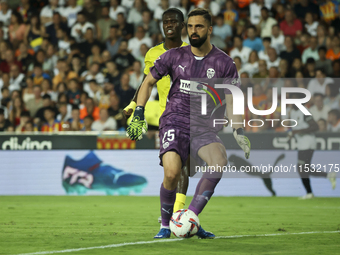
40, 0, 62, 27
92, 108, 117, 131
307, 68, 334, 96
62, 0, 82, 28
198, 0, 220, 16
302, 36, 319, 64
327, 109, 340, 132
122, 0, 135, 9
258, 37, 271, 62
9, 64, 24, 91
128, 26, 152, 59
212, 14, 232, 42
324, 83, 340, 110
127, 0, 144, 27
71, 11, 95, 43
271, 24, 285, 54
249, 0, 263, 25
144, 0, 160, 11
56, 102, 72, 122
82, 62, 105, 95
0, 0, 12, 26
304, 12, 318, 37
88, 79, 103, 102
177, 0, 194, 19
154, 0, 170, 22
129, 60, 143, 90
266, 47, 281, 69
109, 0, 126, 20
241, 51, 259, 78
229, 36, 252, 64
309, 93, 331, 121
258, 7, 277, 38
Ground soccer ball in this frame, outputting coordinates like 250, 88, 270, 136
170, 209, 200, 238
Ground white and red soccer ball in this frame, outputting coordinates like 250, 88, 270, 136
170, 209, 200, 238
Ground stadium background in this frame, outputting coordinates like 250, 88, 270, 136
0, 0, 339, 197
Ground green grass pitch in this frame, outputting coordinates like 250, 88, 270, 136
0, 196, 339, 255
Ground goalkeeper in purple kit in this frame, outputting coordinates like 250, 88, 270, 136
127, 8, 250, 239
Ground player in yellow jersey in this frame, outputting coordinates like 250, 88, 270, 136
123, 8, 189, 215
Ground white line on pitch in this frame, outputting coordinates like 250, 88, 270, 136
17, 231, 340, 255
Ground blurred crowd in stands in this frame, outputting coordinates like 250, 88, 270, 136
0, 0, 339, 133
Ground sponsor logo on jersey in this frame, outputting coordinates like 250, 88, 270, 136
178, 65, 186, 72
207, 68, 215, 79
179, 79, 206, 94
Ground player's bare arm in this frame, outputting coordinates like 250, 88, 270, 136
122, 74, 147, 119
126, 72, 159, 141
136, 73, 158, 108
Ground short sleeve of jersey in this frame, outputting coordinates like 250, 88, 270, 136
144, 50, 153, 75
223, 59, 241, 94
150, 50, 173, 80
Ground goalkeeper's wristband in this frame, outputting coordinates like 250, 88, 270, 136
233, 128, 244, 135
134, 105, 145, 120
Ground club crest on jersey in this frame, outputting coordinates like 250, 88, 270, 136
207, 68, 215, 79
154, 56, 161, 63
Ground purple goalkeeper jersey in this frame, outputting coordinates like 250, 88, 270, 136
150, 45, 240, 134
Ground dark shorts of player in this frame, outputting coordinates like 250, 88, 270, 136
158, 126, 224, 167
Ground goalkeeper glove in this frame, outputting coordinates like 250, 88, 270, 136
126, 106, 148, 141
233, 128, 251, 159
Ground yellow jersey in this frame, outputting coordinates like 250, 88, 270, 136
144, 41, 188, 115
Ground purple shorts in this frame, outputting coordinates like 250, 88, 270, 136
159, 126, 224, 167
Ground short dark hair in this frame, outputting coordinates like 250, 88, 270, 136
72, 104, 80, 111
20, 111, 30, 117
247, 25, 257, 32
261, 7, 269, 12
84, 115, 94, 121
313, 92, 324, 99
117, 12, 125, 17
262, 37, 271, 43
306, 58, 316, 64
318, 46, 327, 53
328, 109, 340, 119
1, 87, 9, 93
216, 13, 224, 19
44, 106, 55, 113
81, 91, 89, 97
34, 63, 43, 69
188, 8, 212, 26
25, 121, 34, 127
233, 35, 243, 41
315, 67, 326, 74
162, 8, 184, 23
42, 94, 51, 100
